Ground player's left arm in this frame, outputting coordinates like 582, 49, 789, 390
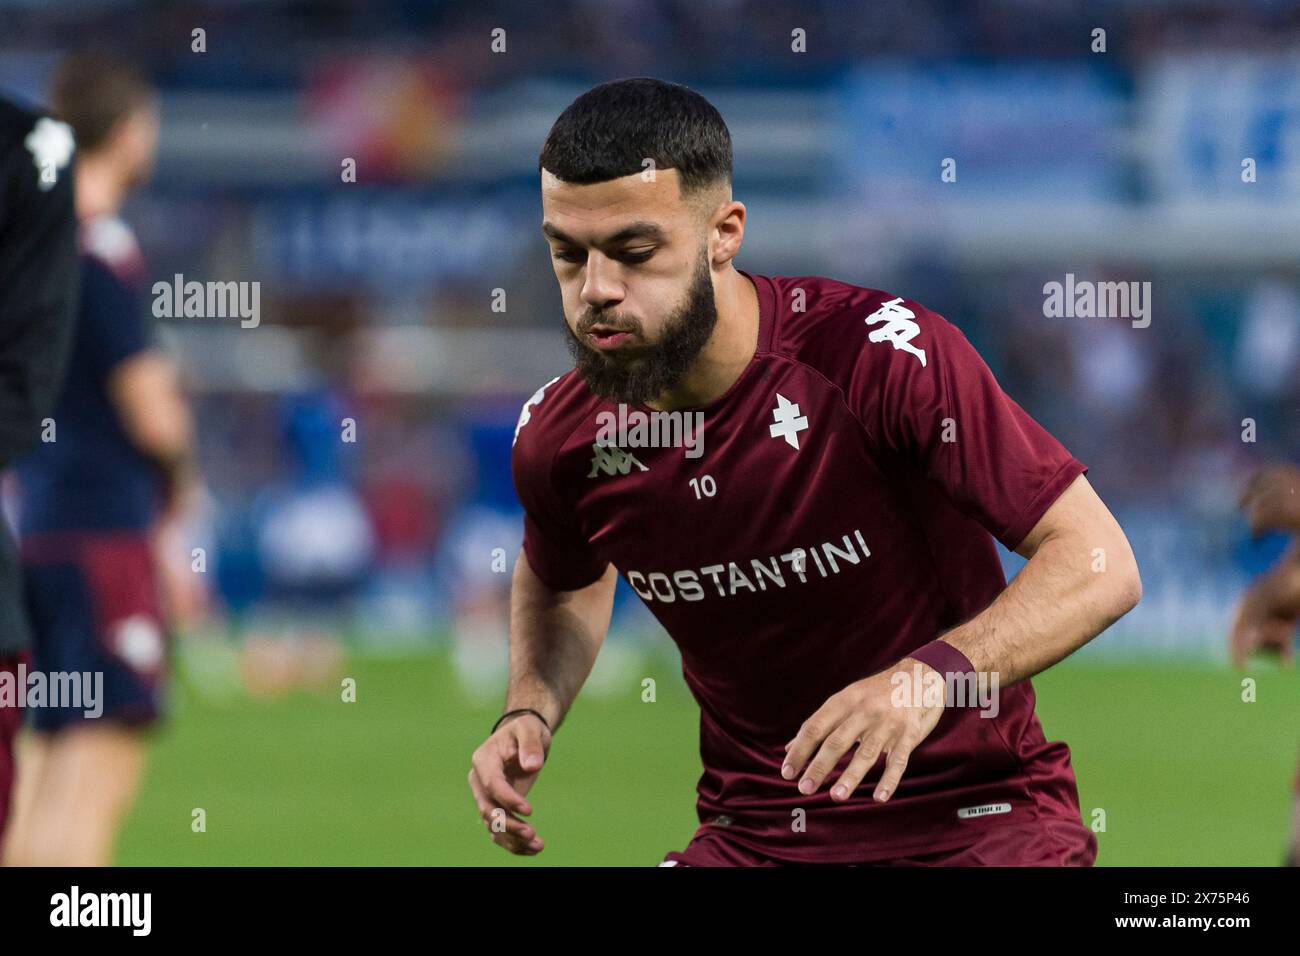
782, 473, 1139, 804
79, 255, 198, 518
783, 297, 1141, 805
934, 471, 1141, 684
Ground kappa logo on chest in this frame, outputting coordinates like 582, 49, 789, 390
587, 442, 649, 478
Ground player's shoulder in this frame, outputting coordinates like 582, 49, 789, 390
763, 273, 954, 389
79, 214, 144, 285
0, 96, 43, 152
511, 369, 600, 470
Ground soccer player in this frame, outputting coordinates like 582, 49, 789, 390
3, 56, 198, 867
468, 77, 1142, 866
1230, 462, 1300, 866
0, 93, 79, 855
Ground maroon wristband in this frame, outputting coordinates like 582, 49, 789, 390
908, 639, 975, 677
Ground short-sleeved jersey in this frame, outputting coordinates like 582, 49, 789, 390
512, 269, 1089, 863
18, 215, 158, 534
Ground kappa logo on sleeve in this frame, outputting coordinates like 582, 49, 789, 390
513, 375, 562, 447
864, 297, 927, 367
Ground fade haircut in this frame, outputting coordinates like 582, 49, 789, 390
539, 77, 732, 207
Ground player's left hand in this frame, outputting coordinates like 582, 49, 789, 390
781, 659, 946, 803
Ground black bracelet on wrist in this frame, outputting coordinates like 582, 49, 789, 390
492, 707, 551, 736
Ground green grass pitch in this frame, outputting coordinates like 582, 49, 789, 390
115, 646, 1300, 866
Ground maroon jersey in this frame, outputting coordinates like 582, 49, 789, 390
511, 269, 1091, 863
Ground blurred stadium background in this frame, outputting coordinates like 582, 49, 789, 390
2, 0, 1298, 865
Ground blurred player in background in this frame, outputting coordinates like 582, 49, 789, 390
1230, 462, 1300, 866
0, 93, 79, 858
3, 55, 201, 866
471, 78, 1142, 866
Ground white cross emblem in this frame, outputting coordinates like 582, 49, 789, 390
768, 393, 808, 450
24, 117, 75, 192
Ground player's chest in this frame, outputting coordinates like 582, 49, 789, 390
558, 367, 894, 565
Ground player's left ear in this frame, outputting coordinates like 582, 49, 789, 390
710, 199, 746, 264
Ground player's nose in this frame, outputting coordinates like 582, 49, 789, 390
579, 252, 624, 310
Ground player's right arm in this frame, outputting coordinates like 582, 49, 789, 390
469, 377, 613, 855
468, 557, 616, 855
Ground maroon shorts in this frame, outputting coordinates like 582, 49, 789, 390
660, 816, 1097, 867
20, 531, 169, 732
0, 651, 28, 846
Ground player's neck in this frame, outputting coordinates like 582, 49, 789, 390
644, 267, 759, 412
74, 156, 129, 221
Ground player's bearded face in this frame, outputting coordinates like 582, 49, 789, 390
564, 246, 718, 405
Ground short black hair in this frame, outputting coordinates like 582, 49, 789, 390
539, 77, 732, 198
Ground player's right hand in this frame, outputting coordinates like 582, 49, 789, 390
468, 713, 551, 855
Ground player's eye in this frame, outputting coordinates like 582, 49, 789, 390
553, 248, 583, 263
621, 249, 655, 263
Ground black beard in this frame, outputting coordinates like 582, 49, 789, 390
564, 251, 718, 406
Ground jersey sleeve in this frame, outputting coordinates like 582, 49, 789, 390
847, 295, 1086, 551
510, 383, 609, 591
80, 256, 152, 375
